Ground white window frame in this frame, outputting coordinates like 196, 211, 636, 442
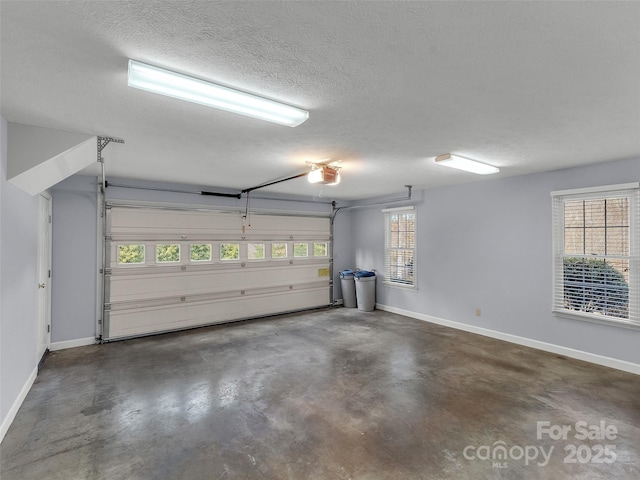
155, 243, 181, 264
293, 242, 309, 258
219, 242, 240, 262
189, 243, 213, 263
383, 206, 416, 289
116, 243, 146, 266
246, 242, 266, 261
271, 242, 288, 260
313, 242, 328, 257
551, 182, 639, 329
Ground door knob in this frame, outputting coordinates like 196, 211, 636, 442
39, 283, 46, 289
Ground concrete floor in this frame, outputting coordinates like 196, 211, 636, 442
1, 308, 639, 480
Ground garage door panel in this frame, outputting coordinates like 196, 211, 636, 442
108, 258, 330, 276
109, 208, 329, 240
109, 264, 330, 302
110, 209, 242, 239
106, 288, 329, 339
108, 280, 330, 312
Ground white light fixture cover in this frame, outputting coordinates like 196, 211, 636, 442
127, 60, 309, 127
308, 165, 341, 185
434, 154, 499, 175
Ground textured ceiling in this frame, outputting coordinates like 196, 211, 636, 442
1, 1, 639, 200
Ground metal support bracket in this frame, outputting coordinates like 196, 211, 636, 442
97, 136, 124, 164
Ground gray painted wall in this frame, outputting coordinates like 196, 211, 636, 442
0, 116, 40, 428
49, 177, 353, 342
351, 157, 640, 364
50, 176, 98, 342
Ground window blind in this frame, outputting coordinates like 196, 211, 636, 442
384, 207, 416, 287
552, 184, 639, 326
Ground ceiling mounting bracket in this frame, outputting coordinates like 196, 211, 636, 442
405, 185, 412, 199
97, 136, 125, 163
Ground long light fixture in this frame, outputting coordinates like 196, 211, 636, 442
434, 153, 499, 175
308, 165, 341, 185
127, 60, 309, 127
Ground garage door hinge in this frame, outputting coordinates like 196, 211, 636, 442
47, 325, 50, 333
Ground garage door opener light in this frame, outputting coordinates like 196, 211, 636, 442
127, 60, 309, 127
308, 165, 341, 185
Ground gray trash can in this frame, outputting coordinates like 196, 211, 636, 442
340, 269, 357, 308
354, 270, 376, 312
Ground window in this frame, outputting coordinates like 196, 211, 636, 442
156, 244, 180, 263
272, 242, 287, 259
552, 183, 639, 327
313, 242, 327, 257
220, 243, 239, 261
118, 244, 145, 264
190, 244, 211, 262
384, 207, 416, 287
294, 242, 309, 257
248, 243, 265, 260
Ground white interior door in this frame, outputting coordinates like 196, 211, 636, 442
37, 193, 52, 361
104, 205, 331, 340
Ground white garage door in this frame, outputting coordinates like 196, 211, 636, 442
103, 205, 331, 340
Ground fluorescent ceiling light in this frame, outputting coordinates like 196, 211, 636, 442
434, 154, 499, 175
127, 60, 309, 127
308, 165, 341, 185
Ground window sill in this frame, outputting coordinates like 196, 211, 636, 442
553, 310, 640, 331
383, 281, 417, 291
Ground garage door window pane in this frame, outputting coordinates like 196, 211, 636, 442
118, 244, 145, 264
157, 244, 180, 263
294, 243, 309, 257
272, 243, 287, 259
314, 242, 327, 257
220, 243, 239, 261
248, 243, 265, 260
190, 244, 211, 262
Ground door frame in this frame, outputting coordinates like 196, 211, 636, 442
37, 192, 52, 364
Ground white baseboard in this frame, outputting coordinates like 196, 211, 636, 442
0, 366, 37, 444
50, 337, 96, 351
376, 304, 640, 375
